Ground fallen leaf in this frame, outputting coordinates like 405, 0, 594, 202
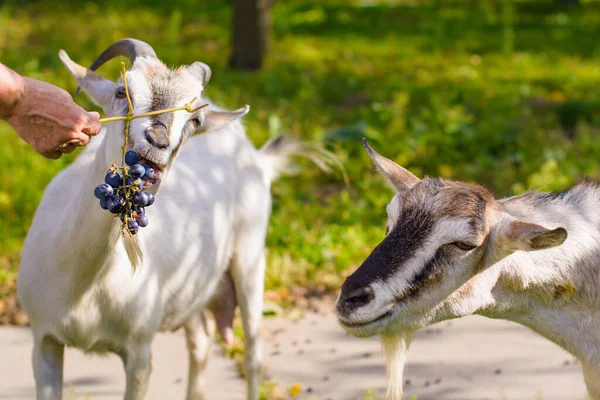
288, 382, 302, 397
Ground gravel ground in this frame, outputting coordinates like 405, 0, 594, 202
0, 308, 587, 400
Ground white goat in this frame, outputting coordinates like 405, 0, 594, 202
337, 139, 600, 399
18, 38, 323, 400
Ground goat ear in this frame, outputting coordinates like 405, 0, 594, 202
362, 138, 420, 194
188, 62, 212, 92
195, 105, 250, 135
503, 220, 567, 252
59, 50, 115, 108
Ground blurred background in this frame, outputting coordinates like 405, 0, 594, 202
1, 0, 600, 324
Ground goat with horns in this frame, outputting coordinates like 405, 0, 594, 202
337, 139, 600, 399
18, 38, 328, 400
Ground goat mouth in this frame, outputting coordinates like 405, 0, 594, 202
338, 308, 394, 330
137, 157, 164, 188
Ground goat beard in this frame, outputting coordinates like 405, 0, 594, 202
380, 330, 414, 400
123, 232, 143, 271
108, 219, 143, 271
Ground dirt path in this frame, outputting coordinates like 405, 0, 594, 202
261, 312, 586, 400
0, 326, 244, 400
0, 310, 587, 400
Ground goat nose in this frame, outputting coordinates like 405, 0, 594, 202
145, 126, 169, 149
338, 285, 375, 314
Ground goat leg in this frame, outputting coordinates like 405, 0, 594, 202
32, 334, 64, 400
184, 310, 215, 400
121, 343, 152, 400
207, 271, 237, 345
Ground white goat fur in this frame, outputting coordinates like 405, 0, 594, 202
17, 49, 312, 400
337, 142, 600, 399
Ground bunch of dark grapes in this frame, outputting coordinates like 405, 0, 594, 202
94, 150, 155, 235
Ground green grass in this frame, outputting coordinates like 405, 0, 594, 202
2, 0, 600, 307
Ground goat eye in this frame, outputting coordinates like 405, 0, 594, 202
452, 242, 477, 251
115, 87, 126, 99
190, 118, 201, 128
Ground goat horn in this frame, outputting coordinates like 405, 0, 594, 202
88, 38, 157, 72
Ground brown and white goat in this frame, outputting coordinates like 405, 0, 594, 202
336, 139, 600, 399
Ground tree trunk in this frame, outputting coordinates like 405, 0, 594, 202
229, 0, 270, 70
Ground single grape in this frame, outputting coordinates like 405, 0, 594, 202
94, 187, 104, 200
136, 214, 149, 227
107, 195, 125, 214
105, 172, 123, 188
130, 164, 145, 178
145, 192, 155, 206
100, 198, 108, 210
142, 165, 155, 180
127, 177, 144, 190
125, 150, 139, 166
133, 192, 149, 206
127, 219, 140, 235
94, 183, 113, 200
133, 206, 145, 215
120, 212, 131, 223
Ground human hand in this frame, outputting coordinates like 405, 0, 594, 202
6, 76, 102, 159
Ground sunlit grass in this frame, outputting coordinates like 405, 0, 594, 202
2, 0, 600, 308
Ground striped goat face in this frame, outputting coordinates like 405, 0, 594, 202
59, 39, 248, 191
336, 140, 568, 338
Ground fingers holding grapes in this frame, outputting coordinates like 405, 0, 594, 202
6, 77, 102, 159
58, 140, 79, 155
82, 111, 102, 136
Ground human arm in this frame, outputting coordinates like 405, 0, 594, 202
0, 63, 102, 159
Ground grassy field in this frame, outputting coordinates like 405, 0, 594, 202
2, 0, 600, 316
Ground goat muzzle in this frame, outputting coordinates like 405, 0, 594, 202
337, 281, 375, 316
145, 125, 169, 149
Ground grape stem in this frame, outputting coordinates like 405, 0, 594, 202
98, 102, 208, 124
98, 62, 209, 126
121, 62, 133, 236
